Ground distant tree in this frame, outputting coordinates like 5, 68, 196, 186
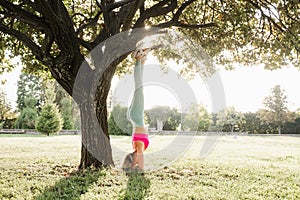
54, 83, 69, 109
292, 117, 300, 134
239, 112, 260, 134
183, 104, 211, 131
108, 104, 132, 135
146, 106, 170, 129
209, 113, 220, 132
0, 89, 15, 128
60, 97, 74, 130
16, 73, 44, 111
282, 110, 300, 134
238, 112, 274, 134
162, 108, 181, 131
146, 106, 180, 131
36, 81, 62, 136
15, 97, 38, 129
72, 102, 81, 130
259, 85, 295, 134
217, 106, 244, 132
0, 89, 12, 120
108, 114, 124, 135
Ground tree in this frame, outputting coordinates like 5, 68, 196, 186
238, 111, 274, 134
217, 106, 244, 133
288, 109, 300, 134
36, 103, 63, 136
0, 89, 15, 128
162, 107, 181, 131
54, 82, 70, 109
15, 96, 38, 129
36, 81, 63, 135
182, 104, 211, 131
239, 112, 260, 134
108, 104, 132, 135
0, 0, 299, 168
282, 115, 300, 134
16, 73, 45, 111
259, 85, 294, 134
145, 106, 180, 131
60, 97, 75, 130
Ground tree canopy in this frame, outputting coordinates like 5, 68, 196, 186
1, 0, 299, 77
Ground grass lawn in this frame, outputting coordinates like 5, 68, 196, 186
0, 134, 299, 200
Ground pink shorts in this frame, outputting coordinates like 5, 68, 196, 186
132, 133, 149, 151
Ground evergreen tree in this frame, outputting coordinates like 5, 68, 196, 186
16, 73, 44, 111
36, 103, 63, 136
72, 102, 81, 130
36, 81, 63, 136
15, 97, 38, 129
108, 113, 124, 136
60, 97, 74, 130
54, 83, 69, 109
108, 104, 132, 135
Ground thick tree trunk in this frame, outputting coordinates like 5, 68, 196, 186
79, 102, 114, 169
75, 60, 118, 169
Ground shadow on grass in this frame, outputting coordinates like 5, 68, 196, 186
35, 168, 105, 200
120, 173, 151, 200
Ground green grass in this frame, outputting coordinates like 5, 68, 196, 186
0, 134, 299, 199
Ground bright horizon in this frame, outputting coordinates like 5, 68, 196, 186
111, 55, 300, 113
1, 55, 300, 113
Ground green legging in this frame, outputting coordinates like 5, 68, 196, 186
127, 60, 145, 127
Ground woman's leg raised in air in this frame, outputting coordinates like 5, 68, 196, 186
127, 49, 150, 170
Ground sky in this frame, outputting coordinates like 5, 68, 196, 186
217, 64, 300, 112
111, 55, 300, 113
1, 55, 300, 113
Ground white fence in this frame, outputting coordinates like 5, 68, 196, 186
1, 129, 299, 136
0, 129, 81, 135
0, 129, 248, 135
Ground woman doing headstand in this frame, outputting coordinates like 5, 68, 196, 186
124, 48, 151, 171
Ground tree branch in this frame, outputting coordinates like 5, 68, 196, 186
134, 0, 177, 28
106, 0, 136, 12
149, 0, 215, 29
0, 22, 43, 60
77, 38, 93, 51
174, 22, 217, 29
246, 0, 286, 32
118, 0, 144, 31
22, 0, 43, 13
0, 0, 46, 30
173, 0, 197, 22
75, 11, 102, 34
